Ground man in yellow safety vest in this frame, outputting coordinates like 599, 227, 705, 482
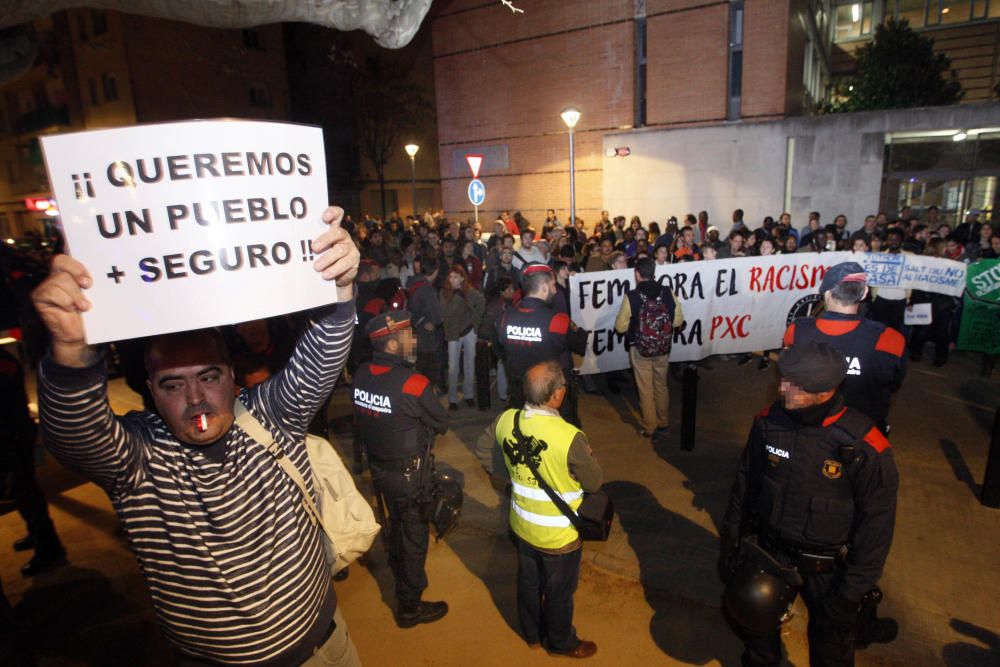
494, 360, 603, 659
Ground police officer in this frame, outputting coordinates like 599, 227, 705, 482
783, 261, 906, 434
493, 263, 587, 424
719, 342, 899, 667
352, 310, 450, 628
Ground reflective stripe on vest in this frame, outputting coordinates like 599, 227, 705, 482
511, 481, 584, 504
511, 500, 573, 528
496, 408, 584, 550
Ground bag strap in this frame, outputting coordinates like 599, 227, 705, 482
511, 410, 586, 531
233, 399, 326, 533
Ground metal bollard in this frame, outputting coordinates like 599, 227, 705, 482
681, 365, 698, 451
982, 406, 1000, 509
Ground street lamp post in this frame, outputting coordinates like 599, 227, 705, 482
405, 143, 419, 219
560, 108, 580, 228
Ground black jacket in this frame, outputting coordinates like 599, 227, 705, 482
721, 395, 899, 604
492, 296, 587, 377
784, 312, 906, 430
352, 351, 449, 461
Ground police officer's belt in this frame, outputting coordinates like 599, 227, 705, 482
759, 534, 844, 575
369, 455, 422, 472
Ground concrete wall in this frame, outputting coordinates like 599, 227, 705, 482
430, 0, 799, 226
603, 102, 1000, 234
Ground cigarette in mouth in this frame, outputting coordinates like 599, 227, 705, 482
197, 414, 208, 433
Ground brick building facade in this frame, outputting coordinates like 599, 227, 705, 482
431, 0, 1000, 228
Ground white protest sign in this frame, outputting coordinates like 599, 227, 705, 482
41, 120, 333, 344
904, 303, 933, 326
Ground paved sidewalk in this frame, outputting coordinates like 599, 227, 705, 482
414, 350, 1000, 666
3, 349, 998, 665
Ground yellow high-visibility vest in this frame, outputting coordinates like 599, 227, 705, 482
496, 408, 583, 550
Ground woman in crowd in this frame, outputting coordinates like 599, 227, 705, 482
458, 239, 484, 289
440, 265, 485, 410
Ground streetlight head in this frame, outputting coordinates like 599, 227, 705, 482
560, 108, 581, 129
405, 143, 420, 157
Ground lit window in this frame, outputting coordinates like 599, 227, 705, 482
834, 1, 874, 41
940, 0, 971, 23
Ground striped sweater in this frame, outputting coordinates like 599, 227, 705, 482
38, 301, 355, 665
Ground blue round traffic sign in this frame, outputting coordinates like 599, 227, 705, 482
468, 179, 486, 206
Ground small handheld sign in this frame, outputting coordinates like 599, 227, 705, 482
468, 178, 485, 224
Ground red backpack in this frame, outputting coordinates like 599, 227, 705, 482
634, 290, 673, 357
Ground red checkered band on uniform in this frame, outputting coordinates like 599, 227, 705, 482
522, 263, 553, 276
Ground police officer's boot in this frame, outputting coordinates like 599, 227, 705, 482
854, 586, 898, 648
396, 600, 449, 628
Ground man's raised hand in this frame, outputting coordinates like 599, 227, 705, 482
311, 206, 359, 301
31, 254, 97, 367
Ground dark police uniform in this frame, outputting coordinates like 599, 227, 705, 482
721, 394, 898, 667
784, 313, 906, 434
353, 348, 448, 610
493, 295, 587, 424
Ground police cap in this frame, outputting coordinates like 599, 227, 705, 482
777, 341, 847, 393
366, 310, 412, 340
521, 262, 553, 276
819, 261, 866, 295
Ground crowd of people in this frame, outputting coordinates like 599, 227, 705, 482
342, 203, 993, 401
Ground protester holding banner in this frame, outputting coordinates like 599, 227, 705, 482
869, 229, 910, 333
33, 206, 363, 666
614, 257, 684, 439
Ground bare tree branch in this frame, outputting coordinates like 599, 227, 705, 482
500, 0, 524, 14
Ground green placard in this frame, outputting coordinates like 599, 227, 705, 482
957, 259, 1000, 354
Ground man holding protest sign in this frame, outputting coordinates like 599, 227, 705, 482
33, 206, 362, 666
614, 257, 684, 439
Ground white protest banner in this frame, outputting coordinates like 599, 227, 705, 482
570, 251, 966, 374
859, 252, 966, 297
572, 253, 846, 374
41, 120, 332, 344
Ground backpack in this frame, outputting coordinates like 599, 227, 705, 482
234, 401, 381, 575
634, 290, 673, 357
